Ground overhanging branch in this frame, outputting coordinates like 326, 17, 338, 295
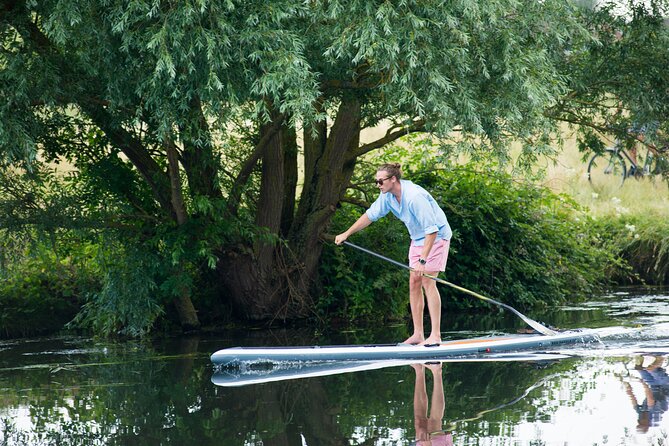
348, 119, 426, 161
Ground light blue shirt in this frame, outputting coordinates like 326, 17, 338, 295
365, 180, 452, 246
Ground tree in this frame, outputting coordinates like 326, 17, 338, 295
0, 0, 584, 333
546, 0, 669, 158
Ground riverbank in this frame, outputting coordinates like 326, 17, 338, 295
1, 137, 668, 339
536, 132, 669, 285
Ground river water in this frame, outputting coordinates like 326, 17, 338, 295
1, 287, 668, 445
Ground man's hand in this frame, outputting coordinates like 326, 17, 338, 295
412, 261, 426, 274
334, 233, 348, 245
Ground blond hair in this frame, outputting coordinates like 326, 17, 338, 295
377, 163, 402, 180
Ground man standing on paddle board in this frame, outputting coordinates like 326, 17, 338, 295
335, 163, 452, 345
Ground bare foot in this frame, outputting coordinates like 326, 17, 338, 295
403, 334, 425, 345
410, 363, 425, 372
425, 362, 443, 374
419, 336, 442, 346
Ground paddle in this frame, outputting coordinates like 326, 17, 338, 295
342, 241, 557, 336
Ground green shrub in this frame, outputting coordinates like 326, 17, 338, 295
429, 166, 615, 309
320, 208, 409, 322
320, 158, 617, 323
590, 213, 669, 285
0, 254, 95, 338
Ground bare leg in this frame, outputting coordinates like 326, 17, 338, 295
420, 273, 442, 345
426, 363, 445, 433
404, 271, 426, 344
412, 364, 429, 442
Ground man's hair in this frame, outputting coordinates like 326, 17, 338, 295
378, 163, 402, 180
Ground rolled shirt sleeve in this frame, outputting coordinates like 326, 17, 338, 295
365, 194, 390, 222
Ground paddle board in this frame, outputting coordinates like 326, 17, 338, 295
211, 352, 571, 387
211, 327, 629, 367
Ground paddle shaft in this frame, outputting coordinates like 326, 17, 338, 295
343, 241, 556, 336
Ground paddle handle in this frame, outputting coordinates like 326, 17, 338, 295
343, 241, 412, 271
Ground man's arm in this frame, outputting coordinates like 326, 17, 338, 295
335, 213, 372, 245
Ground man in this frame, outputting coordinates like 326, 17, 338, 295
334, 163, 452, 345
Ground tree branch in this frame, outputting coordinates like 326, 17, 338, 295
17, 17, 175, 218
80, 100, 174, 217
226, 114, 284, 216
339, 195, 369, 209
165, 138, 187, 225
348, 119, 426, 161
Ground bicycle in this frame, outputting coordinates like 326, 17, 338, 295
587, 139, 667, 191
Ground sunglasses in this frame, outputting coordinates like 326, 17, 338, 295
375, 176, 392, 186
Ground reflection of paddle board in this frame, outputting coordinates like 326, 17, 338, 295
211, 327, 630, 367
211, 352, 570, 387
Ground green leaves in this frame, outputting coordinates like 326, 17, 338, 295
550, 0, 669, 148
0, 0, 638, 335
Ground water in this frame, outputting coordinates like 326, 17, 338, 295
0, 287, 668, 445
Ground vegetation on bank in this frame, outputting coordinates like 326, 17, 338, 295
2, 1, 669, 338
1, 154, 667, 337
590, 213, 669, 285
1, 0, 589, 333
320, 149, 621, 323
0, 238, 95, 338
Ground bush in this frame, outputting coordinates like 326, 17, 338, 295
320, 159, 617, 323
0, 254, 95, 338
590, 213, 669, 285
428, 166, 615, 309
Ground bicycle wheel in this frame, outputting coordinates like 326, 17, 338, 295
587, 150, 627, 192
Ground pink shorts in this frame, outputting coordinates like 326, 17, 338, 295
416, 433, 453, 446
408, 239, 449, 272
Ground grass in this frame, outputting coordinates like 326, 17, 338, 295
533, 129, 669, 219
531, 129, 669, 285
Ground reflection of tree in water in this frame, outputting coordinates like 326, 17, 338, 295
623, 355, 669, 433
0, 335, 352, 445
330, 359, 573, 444
0, 337, 220, 445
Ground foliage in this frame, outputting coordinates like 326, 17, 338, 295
6, 0, 666, 334
0, 244, 95, 338
432, 166, 615, 309
548, 0, 669, 172
322, 149, 618, 322
0, 0, 594, 333
0, 163, 238, 337
590, 212, 669, 285
320, 207, 409, 322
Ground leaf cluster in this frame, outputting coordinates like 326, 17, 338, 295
551, 0, 669, 153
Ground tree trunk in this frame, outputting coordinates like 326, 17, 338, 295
281, 125, 298, 237
290, 96, 361, 285
255, 111, 285, 273
220, 98, 361, 321
220, 112, 293, 320
166, 140, 200, 330
180, 96, 221, 200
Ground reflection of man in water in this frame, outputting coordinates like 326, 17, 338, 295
411, 363, 453, 446
623, 355, 669, 433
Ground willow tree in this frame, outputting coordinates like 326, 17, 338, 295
0, 0, 582, 332
546, 0, 669, 154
